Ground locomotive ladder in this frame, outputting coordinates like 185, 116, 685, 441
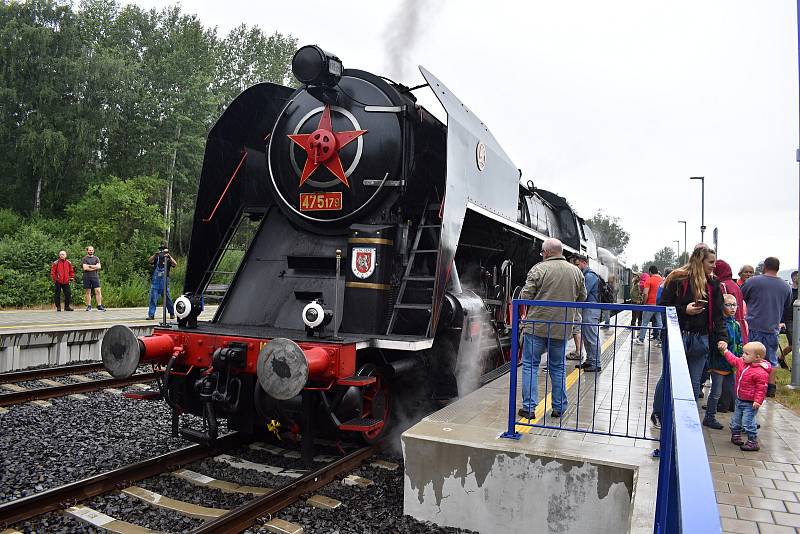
386, 202, 441, 337
201, 212, 255, 302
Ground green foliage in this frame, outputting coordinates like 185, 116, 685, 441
587, 210, 630, 255
0, 209, 22, 237
640, 246, 679, 276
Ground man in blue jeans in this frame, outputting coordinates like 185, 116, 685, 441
574, 254, 602, 372
147, 245, 177, 320
519, 239, 586, 420
742, 256, 793, 397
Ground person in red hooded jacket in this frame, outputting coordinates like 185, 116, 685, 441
50, 250, 75, 311
713, 260, 748, 344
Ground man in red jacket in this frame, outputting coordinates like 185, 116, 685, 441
50, 250, 75, 311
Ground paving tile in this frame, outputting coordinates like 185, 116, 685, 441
710, 462, 725, 473
714, 481, 730, 493
720, 517, 758, 533
753, 468, 788, 481
773, 479, 800, 492
784, 501, 800, 514
734, 458, 766, 468
724, 464, 757, 476
728, 484, 763, 497
716, 492, 753, 507
761, 488, 798, 502
764, 461, 797, 473
715, 473, 745, 484
748, 497, 787, 512
784, 471, 800, 483
772, 511, 800, 528
756, 523, 798, 534
739, 475, 776, 489
734, 506, 773, 523
718, 503, 737, 518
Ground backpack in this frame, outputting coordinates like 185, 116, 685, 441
598, 276, 614, 303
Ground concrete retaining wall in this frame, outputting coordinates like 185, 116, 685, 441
403, 437, 635, 534
0, 326, 153, 372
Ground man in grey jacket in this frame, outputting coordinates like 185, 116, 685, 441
519, 238, 587, 419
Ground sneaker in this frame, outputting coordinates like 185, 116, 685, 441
767, 384, 776, 398
633, 339, 645, 346
64, 307, 74, 311
170, 315, 175, 320
740, 439, 760, 452
518, 408, 534, 419
582, 365, 602, 373
146, 316, 155, 320
97, 305, 106, 311
702, 418, 724, 430
550, 410, 562, 418
731, 432, 745, 446
650, 413, 661, 429
86, 305, 92, 311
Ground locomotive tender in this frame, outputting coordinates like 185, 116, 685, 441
101, 46, 626, 448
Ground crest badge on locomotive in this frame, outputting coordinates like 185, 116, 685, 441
351, 247, 376, 279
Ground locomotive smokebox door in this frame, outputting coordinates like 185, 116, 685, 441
341, 224, 395, 334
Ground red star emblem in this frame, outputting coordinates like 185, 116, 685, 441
287, 105, 367, 188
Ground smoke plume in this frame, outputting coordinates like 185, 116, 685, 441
383, 0, 440, 82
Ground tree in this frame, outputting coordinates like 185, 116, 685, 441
641, 246, 679, 275
587, 211, 630, 255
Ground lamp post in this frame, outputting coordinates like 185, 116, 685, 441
690, 176, 705, 243
673, 240, 680, 267
678, 220, 687, 261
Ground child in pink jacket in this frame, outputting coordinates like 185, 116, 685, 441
716, 340, 770, 451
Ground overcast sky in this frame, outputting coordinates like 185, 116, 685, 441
129, 0, 799, 275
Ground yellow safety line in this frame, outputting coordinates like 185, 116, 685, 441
515, 332, 617, 433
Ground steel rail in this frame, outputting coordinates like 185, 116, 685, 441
0, 432, 243, 527
191, 444, 378, 534
0, 372, 160, 407
0, 362, 104, 384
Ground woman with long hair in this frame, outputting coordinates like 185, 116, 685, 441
649, 244, 726, 428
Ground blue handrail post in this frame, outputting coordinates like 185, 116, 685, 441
501, 300, 522, 440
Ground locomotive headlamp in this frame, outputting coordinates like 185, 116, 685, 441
292, 45, 343, 87
302, 301, 324, 328
175, 295, 192, 320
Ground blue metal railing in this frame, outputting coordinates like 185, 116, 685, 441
500, 299, 720, 534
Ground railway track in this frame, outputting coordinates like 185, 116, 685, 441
0, 362, 104, 384
0, 371, 159, 407
0, 432, 244, 527
0, 434, 379, 533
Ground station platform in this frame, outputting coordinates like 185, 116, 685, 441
402, 310, 800, 534
402, 313, 661, 534
705, 391, 800, 533
0, 306, 217, 372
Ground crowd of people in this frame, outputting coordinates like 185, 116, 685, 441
517, 238, 796, 453
49, 245, 178, 319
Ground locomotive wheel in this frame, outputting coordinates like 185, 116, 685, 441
357, 363, 391, 444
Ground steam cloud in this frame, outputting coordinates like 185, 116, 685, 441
383, 0, 440, 81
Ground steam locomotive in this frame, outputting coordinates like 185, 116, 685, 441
101, 46, 628, 450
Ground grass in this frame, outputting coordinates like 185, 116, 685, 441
776, 334, 800, 414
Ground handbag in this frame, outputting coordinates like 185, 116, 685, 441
682, 331, 709, 358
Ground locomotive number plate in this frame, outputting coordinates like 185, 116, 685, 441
299, 192, 342, 211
